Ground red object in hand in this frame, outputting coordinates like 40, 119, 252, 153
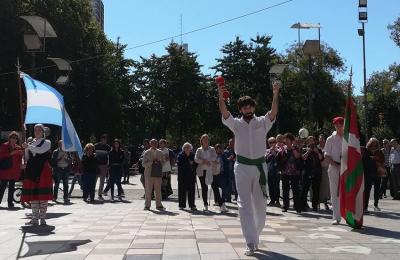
215, 76, 225, 87
215, 76, 230, 100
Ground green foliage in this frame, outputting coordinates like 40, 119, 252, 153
388, 17, 400, 48
366, 63, 400, 136
0, 1, 357, 150
372, 125, 395, 141
0, 0, 137, 144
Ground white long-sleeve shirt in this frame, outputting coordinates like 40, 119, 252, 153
25, 138, 51, 161
324, 131, 343, 164
222, 114, 274, 159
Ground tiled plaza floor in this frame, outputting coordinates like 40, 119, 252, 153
1, 175, 400, 259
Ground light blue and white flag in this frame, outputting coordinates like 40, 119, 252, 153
22, 73, 83, 158
23, 73, 64, 126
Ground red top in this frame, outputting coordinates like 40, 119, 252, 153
0, 142, 23, 180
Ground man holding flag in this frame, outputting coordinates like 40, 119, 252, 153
325, 117, 344, 225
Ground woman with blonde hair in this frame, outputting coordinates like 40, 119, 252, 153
194, 134, 217, 211
81, 143, 97, 203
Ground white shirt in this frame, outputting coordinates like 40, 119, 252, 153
222, 114, 274, 159
160, 147, 172, 172
324, 131, 343, 163
390, 147, 400, 165
25, 138, 51, 161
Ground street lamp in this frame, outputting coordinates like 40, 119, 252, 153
290, 22, 321, 50
20, 16, 57, 77
358, 0, 368, 139
269, 64, 288, 133
302, 40, 320, 123
47, 58, 72, 87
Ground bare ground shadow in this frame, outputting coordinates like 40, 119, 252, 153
20, 239, 91, 258
252, 249, 298, 259
353, 225, 400, 239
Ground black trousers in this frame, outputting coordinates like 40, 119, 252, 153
301, 175, 321, 210
82, 173, 96, 201
364, 176, 382, 209
178, 175, 196, 208
282, 175, 301, 211
104, 165, 124, 196
0, 180, 15, 204
123, 164, 130, 182
380, 167, 390, 197
108, 165, 123, 198
268, 171, 280, 203
198, 175, 209, 206
162, 172, 173, 199
53, 167, 70, 200
390, 164, 400, 199
212, 174, 226, 207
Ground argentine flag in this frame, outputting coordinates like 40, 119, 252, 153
22, 73, 83, 158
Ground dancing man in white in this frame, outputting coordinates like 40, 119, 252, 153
218, 81, 279, 256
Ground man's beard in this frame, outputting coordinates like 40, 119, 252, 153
242, 112, 254, 120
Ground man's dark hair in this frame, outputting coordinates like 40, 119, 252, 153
237, 96, 256, 110
100, 134, 108, 140
284, 133, 295, 141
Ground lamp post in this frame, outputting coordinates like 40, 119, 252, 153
290, 22, 321, 51
269, 64, 288, 134
358, 0, 368, 139
20, 16, 57, 77
303, 40, 320, 123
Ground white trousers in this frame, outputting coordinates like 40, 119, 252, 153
328, 165, 341, 221
234, 162, 267, 245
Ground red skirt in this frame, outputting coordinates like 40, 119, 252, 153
21, 161, 54, 202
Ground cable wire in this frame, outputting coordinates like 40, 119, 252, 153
0, 0, 294, 77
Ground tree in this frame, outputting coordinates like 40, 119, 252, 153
131, 43, 210, 145
388, 17, 400, 48
212, 35, 279, 138
273, 42, 345, 135
366, 63, 400, 136
0, 0, 136, 144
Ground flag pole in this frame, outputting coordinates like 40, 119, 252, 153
16, 57, 26, 142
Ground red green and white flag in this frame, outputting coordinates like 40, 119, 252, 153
340, 69, 364, 229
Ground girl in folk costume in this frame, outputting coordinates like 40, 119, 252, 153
21, 124, 53, 226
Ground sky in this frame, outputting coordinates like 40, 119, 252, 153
103, 0, 400, 94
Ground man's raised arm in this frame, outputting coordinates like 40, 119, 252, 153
218, 86, 231, 120
267, 81, 280, 121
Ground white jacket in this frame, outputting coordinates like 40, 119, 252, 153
195, 146, 218, 185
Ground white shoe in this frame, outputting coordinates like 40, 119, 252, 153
331, 220, 340, 225
374, 206, 381, 212
220, 204, 228, 213
245, 244, 256, 256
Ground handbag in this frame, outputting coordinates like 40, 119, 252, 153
151, 160, 162, 177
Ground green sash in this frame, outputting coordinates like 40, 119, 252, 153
236, 155, 267, 198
